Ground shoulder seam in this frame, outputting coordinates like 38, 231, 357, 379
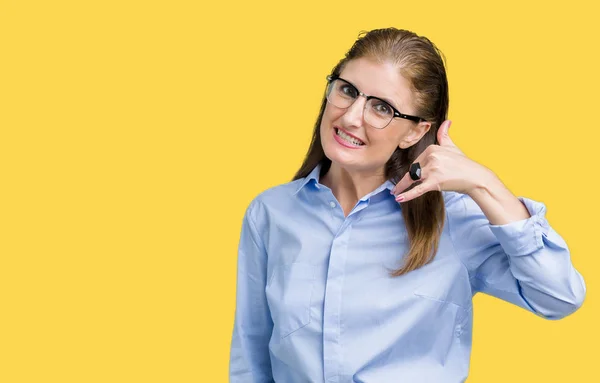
246, 199, 267, 253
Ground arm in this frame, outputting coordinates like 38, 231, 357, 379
229, 200, 274, 382
389, 120, 585, 319
447, 187, 586, 320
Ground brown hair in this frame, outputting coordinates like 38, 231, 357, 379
293, 28, 449, 276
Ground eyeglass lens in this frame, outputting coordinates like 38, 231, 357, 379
326, 79, 394, 129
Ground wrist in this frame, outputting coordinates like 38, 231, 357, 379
467, 167, 498, 199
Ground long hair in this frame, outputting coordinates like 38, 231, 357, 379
293, 28, 449, 276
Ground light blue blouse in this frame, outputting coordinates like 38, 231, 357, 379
229, 162, 585, 383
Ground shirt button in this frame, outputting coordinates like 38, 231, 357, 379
329, 201, 336, 208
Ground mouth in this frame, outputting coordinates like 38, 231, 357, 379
334, 127, 365, 147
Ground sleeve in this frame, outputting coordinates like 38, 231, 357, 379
447, 193, 586, 320
229, 200, 274, 382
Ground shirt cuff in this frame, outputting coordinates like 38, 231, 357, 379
488, 196, 550, 257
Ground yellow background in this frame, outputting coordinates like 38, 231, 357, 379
1, 0, 597, 382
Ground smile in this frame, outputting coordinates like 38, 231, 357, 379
334, 128, 365, 147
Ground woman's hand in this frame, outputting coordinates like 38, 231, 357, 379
391, 120, 494, 203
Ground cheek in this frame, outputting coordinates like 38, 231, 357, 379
322, 103, 345, 124
370, 130, 403, 151
319, 107, 336, 136
319, 118, 329, 140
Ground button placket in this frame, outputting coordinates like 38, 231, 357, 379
322, 221, 354, 383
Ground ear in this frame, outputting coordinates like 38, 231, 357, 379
398, 121, 432, 149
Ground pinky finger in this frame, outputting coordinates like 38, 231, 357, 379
394, 182, 430, 203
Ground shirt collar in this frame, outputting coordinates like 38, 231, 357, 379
293, 162, 396, 198
293, 162, 323, 196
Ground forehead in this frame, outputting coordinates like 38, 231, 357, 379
339, 58, 415, 112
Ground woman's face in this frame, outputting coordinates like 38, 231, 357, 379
320, 57, 431, 176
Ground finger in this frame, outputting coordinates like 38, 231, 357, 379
391, 169, 418, 196
437, 120, 456, 147
391, 151, 430, 195
394, 180, 434, 203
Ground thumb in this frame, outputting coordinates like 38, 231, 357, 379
444, 120, 452, 136
438, 120, 453, 145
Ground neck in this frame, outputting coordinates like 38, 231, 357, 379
320, 162, 387, 213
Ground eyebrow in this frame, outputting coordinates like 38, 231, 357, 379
341, 77, 402, 111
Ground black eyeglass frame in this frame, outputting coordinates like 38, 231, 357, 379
326, 75, 425, 126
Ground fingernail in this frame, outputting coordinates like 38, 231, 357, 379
395, 195, 404, 202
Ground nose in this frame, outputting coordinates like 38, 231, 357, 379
341, 95, 367, 128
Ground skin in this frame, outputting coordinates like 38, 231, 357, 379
320, 57, 531, 224
320, 57, 432, 215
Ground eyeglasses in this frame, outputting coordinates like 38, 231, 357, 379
325, 75, 425, 129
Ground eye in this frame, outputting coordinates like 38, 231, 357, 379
339, 84, 358, 98
372, 101, 392, 116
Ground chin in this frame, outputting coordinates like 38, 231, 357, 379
323, 145, 364, 170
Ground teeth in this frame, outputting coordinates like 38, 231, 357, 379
336, 129, 364, 146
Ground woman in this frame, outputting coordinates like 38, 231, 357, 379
229, 28, 586, 382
